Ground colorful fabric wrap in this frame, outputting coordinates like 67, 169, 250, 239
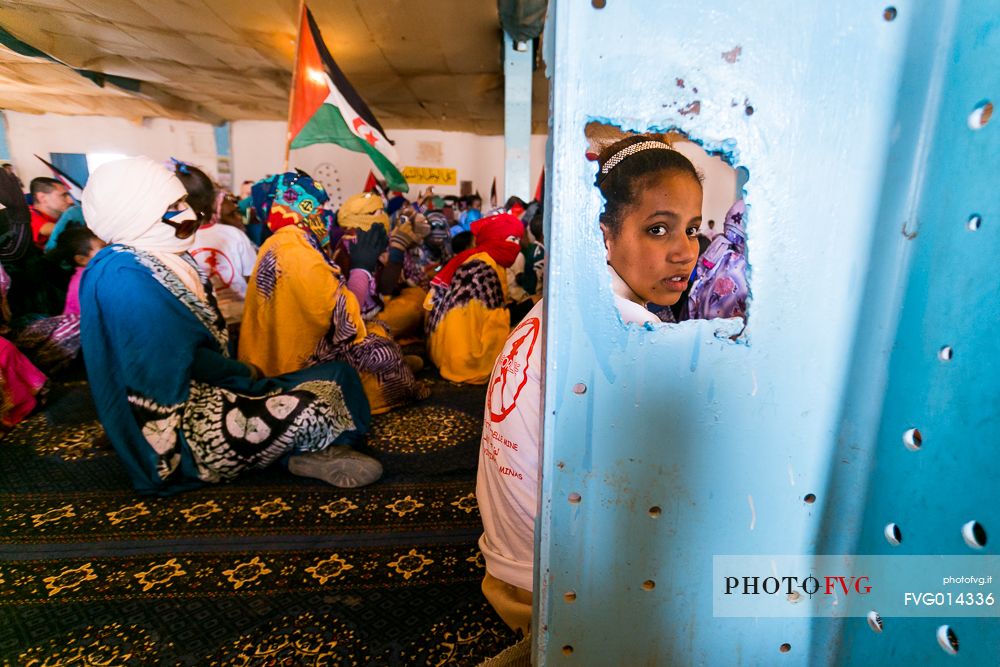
688, 199, 749, 321
432, 213, 524, 288
253, 171, 331, 246
338, 192, 389, 232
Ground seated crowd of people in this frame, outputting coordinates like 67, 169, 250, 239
0, 135, 748, 636
0, 158, 547, 483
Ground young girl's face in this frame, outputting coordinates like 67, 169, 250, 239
603, 169, 702, 307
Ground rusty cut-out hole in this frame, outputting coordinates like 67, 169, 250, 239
969, 101, 993, 129
572, 382, 587, 395
641, 579, 655, 591
590, 0, 606, 8
967, 214, 982, 231
902, 428, 922, 451
884, 522, 902, 546
562, 645, 575, 655
568, 492, 582, 504
744, 105, 755, 116
938, 346, 953, 361
937, 625, 959, 655
867, 611, 884, 633
584, 121, 748, 329
883, 6, 897, 21
962, 520, 987, 549
779, 643, 791, 653
564, 591, 577, 602
803, 493, 816, 504
648, 506, 662, 518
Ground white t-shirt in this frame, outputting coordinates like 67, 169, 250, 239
476, 266, 657, 591
190, 224, 258, 299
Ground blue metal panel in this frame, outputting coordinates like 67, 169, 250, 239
503, 33, 532, 202
538, 1, 998, 665
815, 1, 1000, 664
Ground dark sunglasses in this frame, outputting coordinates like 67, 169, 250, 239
161, 208, 199, 240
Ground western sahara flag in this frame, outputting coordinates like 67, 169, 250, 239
287, 5, 408, 192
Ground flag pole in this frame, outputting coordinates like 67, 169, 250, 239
283, 0, 307, 171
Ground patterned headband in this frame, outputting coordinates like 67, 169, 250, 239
599, 140, 674, 176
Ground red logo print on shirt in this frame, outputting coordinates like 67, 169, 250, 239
487, 317, 540, 423
191, 247, 236, 288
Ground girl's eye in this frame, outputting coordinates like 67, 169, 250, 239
686, 226, 700, 237
647, 225, 667, 237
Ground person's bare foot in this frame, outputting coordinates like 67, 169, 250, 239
288, 446, 383, 488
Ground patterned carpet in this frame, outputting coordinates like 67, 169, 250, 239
0, 373, 518, 666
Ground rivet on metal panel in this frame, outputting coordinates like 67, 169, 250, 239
641, 579, 655, 590
803, 493, 816, 504
884, 522, 903, 546
562, 645, 575, 656
967, 214, 982, 231
902, 428, 922, 451
968, 101, 993, 130
564, 591, 577, 602
568, 492, 582, 504
867, 611, 884, 633
936, 625, 959, 655
745, 104, 755, 116
648, 506, 662, 518
961, 520, 987, 549
590, 0, 606, 8
882, 6, 897, 21
938, 345, 953, 361
572, 382, 587, 394
779, 643, 792, 653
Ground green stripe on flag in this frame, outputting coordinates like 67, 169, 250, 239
291, 104, 408, 192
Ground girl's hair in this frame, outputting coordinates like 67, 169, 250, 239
596, 134, 701, 237
174, 163, 216, 223
50, 226, 99, 266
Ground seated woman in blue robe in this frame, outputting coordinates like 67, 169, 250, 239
79, 157, 381, 496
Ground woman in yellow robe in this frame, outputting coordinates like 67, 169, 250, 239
239, 172, 425, 414
424, 213, 525, 384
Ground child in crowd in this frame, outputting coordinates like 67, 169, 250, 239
505, 211, 545, 326
187, 181, 259, 328
15, 227, 104, 374
476, 135, 702, 634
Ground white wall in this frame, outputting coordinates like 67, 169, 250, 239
2, 113, 728, 227
231, 120, 547, 208
672, 140, 739, 236
3, 111, 219, 184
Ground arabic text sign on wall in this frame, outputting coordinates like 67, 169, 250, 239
402, 166, 457, 185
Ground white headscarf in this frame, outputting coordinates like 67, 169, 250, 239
83, 156, 207, 301
82, 156, 196, 253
